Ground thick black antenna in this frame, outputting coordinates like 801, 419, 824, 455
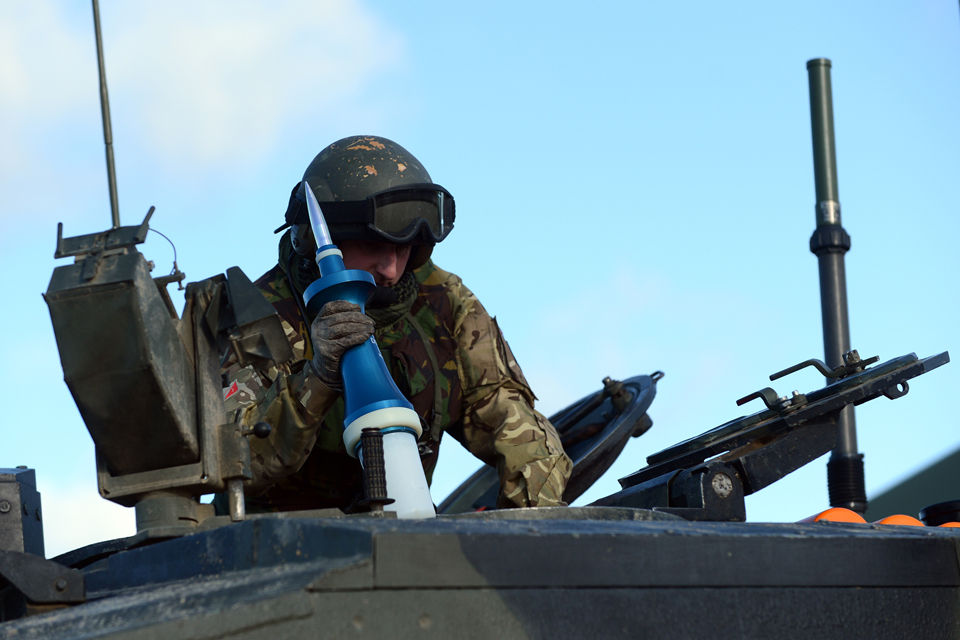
92, 0, 120, 228
806, 58, 867, 515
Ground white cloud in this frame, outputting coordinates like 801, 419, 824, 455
108, 0, 407, 168
0, 0, 408, 223
0, 3, 95, 120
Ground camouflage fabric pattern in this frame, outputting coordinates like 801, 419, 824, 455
454, 309, 571, 509
224, 259, 571, 511
221, 276, 340, 495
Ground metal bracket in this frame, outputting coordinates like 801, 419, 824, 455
55, 207, 153, 259
736, 388, 808, 413
0, 550, 85, 605
737, 349, 878, 412
604, 351, 949, 521
769, 349, 879, 382
882, 381, 909, 400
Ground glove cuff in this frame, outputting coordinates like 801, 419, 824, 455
298, 361, 343, 413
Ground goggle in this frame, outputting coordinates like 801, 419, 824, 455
278, 183, 455, 245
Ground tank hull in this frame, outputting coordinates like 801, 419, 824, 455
4, 509, 958, 639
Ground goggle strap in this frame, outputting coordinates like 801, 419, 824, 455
317, 201, 373, 225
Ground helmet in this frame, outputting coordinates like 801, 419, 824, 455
277, 136, 455, 270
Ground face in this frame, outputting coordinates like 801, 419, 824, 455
338, 239, 412, 287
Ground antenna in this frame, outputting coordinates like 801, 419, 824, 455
806, 58, 866, 515
91, 0, 120, 229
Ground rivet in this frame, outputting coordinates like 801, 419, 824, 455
711, 473, 734, 499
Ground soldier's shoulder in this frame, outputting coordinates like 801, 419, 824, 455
412, 260, 482, 325
413, 259, 463, 290
254, 263, 292, 303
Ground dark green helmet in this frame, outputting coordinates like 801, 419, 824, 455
278, 136, 455, 270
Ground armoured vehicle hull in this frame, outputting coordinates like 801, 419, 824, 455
4, 509, 960, 639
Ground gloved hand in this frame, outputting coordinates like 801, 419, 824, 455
310, 300, 376, 389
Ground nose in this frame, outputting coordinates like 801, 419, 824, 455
373, 247, 401, 285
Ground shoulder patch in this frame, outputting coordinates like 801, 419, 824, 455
224, 365, 267, 416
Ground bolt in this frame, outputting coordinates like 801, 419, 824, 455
16, 465, 27, 470
23, 502, 28, 515
0, 500, 10, 514
55, 578, 68, 592
711, 473, 734, 499
792, 390, 801, 397
36, 508, 41, 522
843, 350, 861, 365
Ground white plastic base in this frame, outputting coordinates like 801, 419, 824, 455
343, 406, 422, 458
365, 430, 435, 520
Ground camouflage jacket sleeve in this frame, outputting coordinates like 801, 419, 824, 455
222, 321, 340, 494
449, 278, 573, 508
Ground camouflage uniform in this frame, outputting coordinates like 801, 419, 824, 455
223, 259, 571, 512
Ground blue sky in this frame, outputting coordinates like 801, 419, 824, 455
2, 1, 958, 557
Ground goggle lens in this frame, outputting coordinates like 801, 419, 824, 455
371, 186, 453, 243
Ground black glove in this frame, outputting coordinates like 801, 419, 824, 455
310, 300, 376, 389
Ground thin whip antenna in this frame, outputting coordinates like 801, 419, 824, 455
148, 226, 179, 274
92, 0, 120, 228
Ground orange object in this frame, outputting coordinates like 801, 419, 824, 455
938, 522, 960, 528
797, 507, 867, 524
873, 514, 925, 527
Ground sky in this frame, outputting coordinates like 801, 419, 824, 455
2, 1, 958, 558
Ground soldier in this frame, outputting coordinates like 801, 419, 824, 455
220, 135, 571, 513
